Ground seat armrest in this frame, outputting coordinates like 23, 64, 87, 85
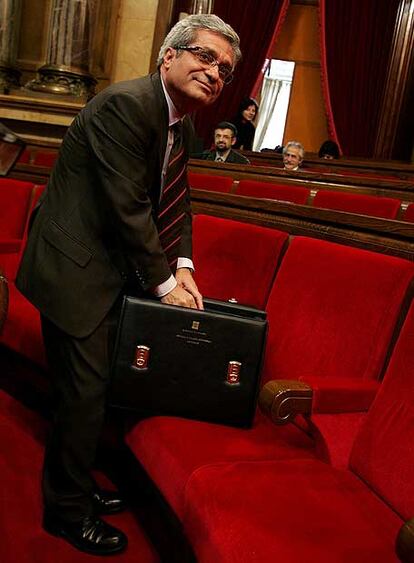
0, 272, 8, 334
396, 517, 414, 562
259, 380, 313, 425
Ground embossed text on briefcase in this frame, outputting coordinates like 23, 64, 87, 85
110, 297, 267, 427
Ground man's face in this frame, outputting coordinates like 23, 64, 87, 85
283, 147, 303, 170
161, 29, 234, 113
214, 128, 235, 153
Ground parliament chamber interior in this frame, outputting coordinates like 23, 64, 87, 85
1, 0, 414, 561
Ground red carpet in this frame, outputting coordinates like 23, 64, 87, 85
0, 390, 160, 562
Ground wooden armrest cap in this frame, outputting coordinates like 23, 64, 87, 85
397, 517, 414, 562
259, 379, 313, 425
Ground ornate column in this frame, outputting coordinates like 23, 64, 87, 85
0, 0, 22, 90
26, 0, 98, 97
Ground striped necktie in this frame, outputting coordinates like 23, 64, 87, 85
157, 122, 187, 272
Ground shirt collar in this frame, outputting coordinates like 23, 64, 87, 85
160, 76, 183, 127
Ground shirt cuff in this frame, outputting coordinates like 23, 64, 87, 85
152, 258, 195, 298
153, 274, 177, 298
177, 257, 194, 271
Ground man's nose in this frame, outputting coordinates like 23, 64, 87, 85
205, 64, 220, 81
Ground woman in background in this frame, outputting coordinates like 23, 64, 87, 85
231, 97, 259, 150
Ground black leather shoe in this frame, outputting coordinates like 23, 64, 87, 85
92, 489, 126, 515
43, 513, 128, 555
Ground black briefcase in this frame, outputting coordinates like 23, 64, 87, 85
110, 296, 267, 427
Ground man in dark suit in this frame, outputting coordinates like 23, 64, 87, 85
16, 14, 241, 556
200, 121, 250, 163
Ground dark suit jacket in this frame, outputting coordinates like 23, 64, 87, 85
201, 149, 250, 164
16, 73, 194, 338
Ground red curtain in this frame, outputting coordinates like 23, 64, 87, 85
319, 0, 401, 158
189, 0, 289, 147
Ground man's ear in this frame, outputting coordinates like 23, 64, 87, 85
231, 137, 236, 146
162, 47, 176, 69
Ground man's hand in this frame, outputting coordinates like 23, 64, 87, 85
161, 284, 197, 308
176, 268, 203, 310
160, 269, 203, 309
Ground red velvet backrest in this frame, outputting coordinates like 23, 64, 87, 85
192, 214, 288, 308
0, 179, 35, 238
350, 302, 414, 521
33, 151, 58, 167
17, 149, 58, 168
188, 172, 233, 193
313, 190, 401, 219
237, 179, 310, 204
403, 203, 414, 223
262, 236, 414, 383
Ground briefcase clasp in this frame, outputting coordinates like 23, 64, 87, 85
227, 361, 241, 384
134, 345, 150, 369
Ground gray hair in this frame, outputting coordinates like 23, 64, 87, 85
157, 14, 241, 68
283, 141, 305, 159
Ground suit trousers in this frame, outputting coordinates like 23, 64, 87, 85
41, 296, 122, 522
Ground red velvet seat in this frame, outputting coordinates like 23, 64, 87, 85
236, 179, 310, 204
0, 184, 45, 283
0, 179, 36, 281
403, 202, 414, 222
0, 179, 34, 240
0, 391, 159, 563
192, 214, 288, 308
262, 237, 414, 391
313, 189, 401, 218
188, 172, 234, 193
181, 302, 414, 562
126, 236, 414, 518
0, 186, 47, 366
0, 284, 46, 367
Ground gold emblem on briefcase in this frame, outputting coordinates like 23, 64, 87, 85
227, 361, 241, 384
134, 345, 150, 369
191, 321, 200, 330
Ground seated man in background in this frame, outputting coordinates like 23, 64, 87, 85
283, 140, 304, 171
201, 121, 250, 164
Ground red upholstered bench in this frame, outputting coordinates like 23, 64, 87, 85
236, 179, 310, 204
188, 172, 234, 193
193, 214, 288, 308
181, 302, 414, 562
313, 189, 401, 219
125, 236, 414, 523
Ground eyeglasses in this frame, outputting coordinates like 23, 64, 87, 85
176, 45, 234, 84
